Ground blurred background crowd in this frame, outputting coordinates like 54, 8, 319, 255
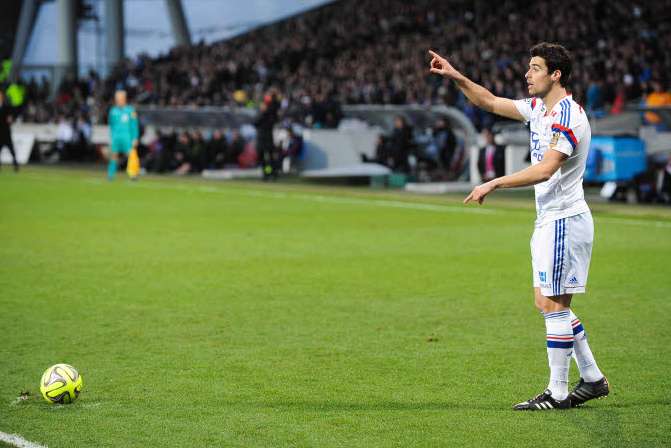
1, 0, 670, 186
11, 0, 670, 125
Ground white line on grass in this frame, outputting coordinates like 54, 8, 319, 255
0, 432, 47, 448
85, 179, 497, 215
595, 216, 671, 228
272, 191, 496, 215
82, 177, 671, 225
8, 397, 27, 407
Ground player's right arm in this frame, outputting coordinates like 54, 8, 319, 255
428, 50, 524, 122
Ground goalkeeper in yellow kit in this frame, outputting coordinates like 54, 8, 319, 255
107, 90, 139, 180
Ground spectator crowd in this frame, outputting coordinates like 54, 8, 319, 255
2, 0, 670, 181
8, 0, 671, 126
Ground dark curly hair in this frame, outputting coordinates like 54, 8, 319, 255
530, 42, 573, 87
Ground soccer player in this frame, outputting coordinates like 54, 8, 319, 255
0, 91, 19, 172
107, 90, 139, 180
429, 43, 609, 410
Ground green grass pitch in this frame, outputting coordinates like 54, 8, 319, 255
1, 167, 670, 447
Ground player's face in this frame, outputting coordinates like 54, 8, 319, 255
115, 91, 127, 106
525, 57, 552, 97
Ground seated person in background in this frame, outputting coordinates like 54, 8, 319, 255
206, 130, 228, 169
362, 134, 393, 167
159, 130, 177, 173
477, 128, 505, 182
428, 117, 457, 175
644, 80, 671, 129
225, 129, 245, 166
143, 130, 164, 172
190, 130, 206, 172
71, 114, 93, 161
388, 115, 414, 174
282, 126, 304, 171
174, 131, 192, 175
362, 117, 415, 174
50, 114, 74, 161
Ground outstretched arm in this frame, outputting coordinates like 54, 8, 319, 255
429, 50, 524, 122
464, 149, 567, 204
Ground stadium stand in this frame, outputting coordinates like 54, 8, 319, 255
10, 0, 671, 126
3, 0, 671, 196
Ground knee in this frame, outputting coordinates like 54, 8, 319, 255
536, 295, 570, 314
534, 291, 561, 314
537, 300, 558, 314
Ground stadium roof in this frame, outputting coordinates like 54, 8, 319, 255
23, 0, 333, 74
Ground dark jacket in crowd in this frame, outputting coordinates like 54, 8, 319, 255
389, 120, 414, 173
478, 143, 506, 181
255, 98, 280, 153
206, 133, 228, 168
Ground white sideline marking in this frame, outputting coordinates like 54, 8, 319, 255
84, 178, 497, 215
300, 193, 496, 214
82, 402, 102, 409
596, 216, 671, 229
84, 177, 671, 225
8, 397, 24, 407
0, 431, 47, 448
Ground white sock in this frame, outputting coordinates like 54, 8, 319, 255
569, 309, 604, 383
544, 310, 574, 400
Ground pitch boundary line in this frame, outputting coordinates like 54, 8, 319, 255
595, 216, 671, 228
242, 189, 497, 214
78, 177, 671, 226
126, 181, 671, 226
84, 178, 497, 215
104, 179, 671, 225
0, 432, 47, 448
15, 167, 671, 222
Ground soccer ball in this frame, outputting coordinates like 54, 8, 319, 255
39, 364, 83, 404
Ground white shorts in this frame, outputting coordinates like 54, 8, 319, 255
531, 212, 593, 297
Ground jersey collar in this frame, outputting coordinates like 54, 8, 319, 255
545, 94, 571, 117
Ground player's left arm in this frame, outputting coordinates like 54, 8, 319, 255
465, 112, 584, 205
464, 149, 567, 205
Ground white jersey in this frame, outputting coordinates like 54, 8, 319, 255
513, 95, 591, 225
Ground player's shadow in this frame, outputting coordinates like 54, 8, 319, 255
222, 399, 489, 412
571, 398, 670, 409
547, 396, 671, 447
222, 396, 670, 414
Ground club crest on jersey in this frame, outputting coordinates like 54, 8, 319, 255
530, 131, 543, 161
530, 131, 540, 151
